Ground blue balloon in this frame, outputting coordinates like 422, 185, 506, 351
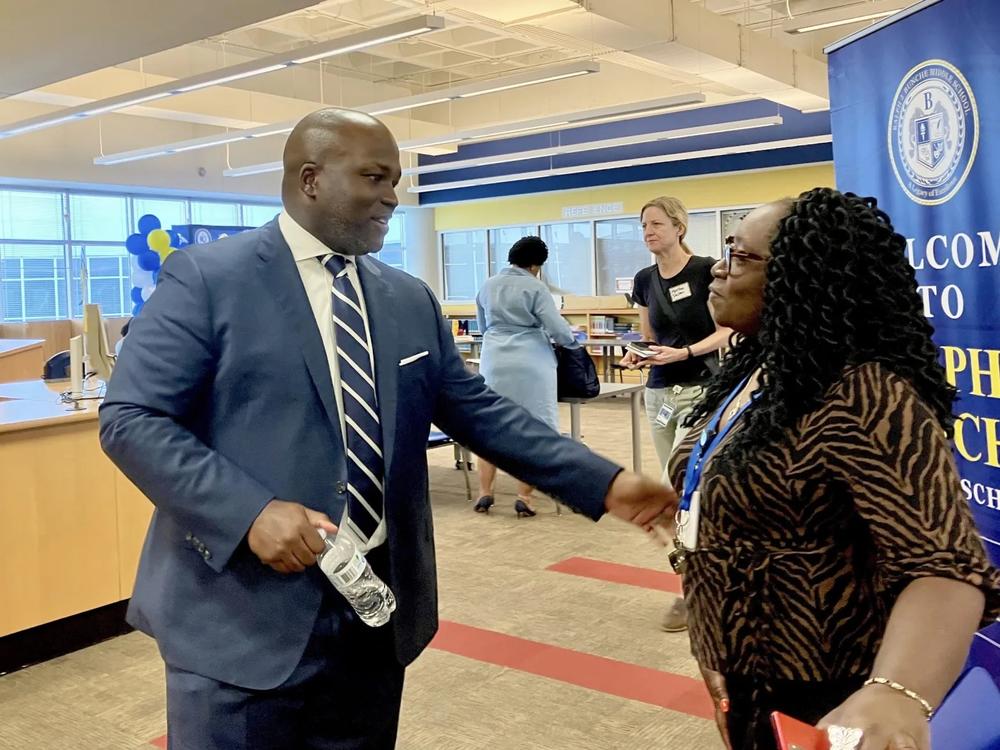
137, 251, 161, 271
130, 287, 144, 305
137, 214, 161, 235
126, 233, 147, 255
132, 302, 143, 316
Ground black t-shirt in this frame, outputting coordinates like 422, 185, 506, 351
631, 256, 716, 388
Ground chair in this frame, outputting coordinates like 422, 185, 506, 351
427, 430, 472, 502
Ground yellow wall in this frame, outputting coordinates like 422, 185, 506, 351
433, 163, 835, 230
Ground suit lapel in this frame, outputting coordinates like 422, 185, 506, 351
255, 222, 345, 453
357, 256, 399, 473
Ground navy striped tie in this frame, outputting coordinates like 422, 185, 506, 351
324, 254, 384, 542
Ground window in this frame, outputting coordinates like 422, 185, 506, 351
441, 230, 487, 300
375, 214, 405, 270
68, 194, 129, 242
595, 218, 650, 296
488, 225, 537, 276
0, 244, 67, 320
190, 201, 240, 226
71, 245, 131, 318
686, 211, 722, 260
540, 222, 593, 295
0, 187, 280, 322
134, 197, 188, 229
0, 190, 64, 240
242, 203, 280, 227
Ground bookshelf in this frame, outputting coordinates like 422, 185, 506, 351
442, 298, 643, 383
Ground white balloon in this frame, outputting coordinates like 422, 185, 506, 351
141, 285, 156, 302
131, 268, 154, 288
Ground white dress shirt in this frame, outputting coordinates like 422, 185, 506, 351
278, 211, 386, 550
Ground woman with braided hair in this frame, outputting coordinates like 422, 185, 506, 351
666, 187, 999, 750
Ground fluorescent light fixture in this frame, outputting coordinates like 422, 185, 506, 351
173, 64, 290, 93
82, 92, 173, 116
476, 121, 571, 139
97, 61, 601, 166
783, 1, 905, 34
402, 116, 782, 177
248, 127, 298, 139
408, 135, 833, 193
291, 24, 442, 63
0, 16, 444, 141
168, 135, 245, 153
0, 114, 86, 137
397, 93, 706, 151
793, 11, 895, 32
457, 67, 594, 98
370, 97, 453, 115
223, 92, 707, 178
224, 161, 284, 178
362, 61, 600, 117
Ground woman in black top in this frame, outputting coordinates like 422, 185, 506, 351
622, 195, 730, 631
623, 196, 730, 465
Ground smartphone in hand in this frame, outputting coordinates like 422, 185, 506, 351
771, 712, 828, 750
626, 341, 657, 359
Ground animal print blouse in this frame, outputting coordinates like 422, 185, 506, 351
668, 361, 1000, 681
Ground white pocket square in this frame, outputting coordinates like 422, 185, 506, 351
398, 351, 429, 366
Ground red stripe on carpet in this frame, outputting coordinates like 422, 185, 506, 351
146, 618, 711, 746
546, 556, 683, 594
431, 620, 713, 719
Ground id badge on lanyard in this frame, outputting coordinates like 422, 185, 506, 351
655, 385, 685, 427
677, 491, 700, 551
671, 375, 756, 573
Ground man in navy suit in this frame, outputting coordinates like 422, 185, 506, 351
100, 108, 675, 749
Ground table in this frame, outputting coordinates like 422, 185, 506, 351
559, 381, 644, 472
0, 339, 45, 384
0, 380, 153, 639
578, 337, 634, 382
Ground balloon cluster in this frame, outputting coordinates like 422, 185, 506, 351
125, 214, 181, 316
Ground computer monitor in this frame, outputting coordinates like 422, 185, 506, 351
82, 303, 115, 383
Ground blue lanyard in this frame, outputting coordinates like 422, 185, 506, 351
679, 375, 758, 511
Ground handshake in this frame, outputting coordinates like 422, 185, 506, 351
602, 470, 677, 534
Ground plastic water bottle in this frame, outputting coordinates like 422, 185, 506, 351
316, 530, 396, 627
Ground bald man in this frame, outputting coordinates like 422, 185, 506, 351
100, 108, 676, 749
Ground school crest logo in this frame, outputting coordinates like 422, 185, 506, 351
888, 60, 978, 206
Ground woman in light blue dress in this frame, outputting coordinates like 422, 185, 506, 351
474, 236, 580, 517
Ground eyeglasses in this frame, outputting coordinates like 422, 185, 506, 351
723, 235, 768, 273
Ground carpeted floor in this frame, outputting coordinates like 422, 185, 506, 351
0, 397, 722, 750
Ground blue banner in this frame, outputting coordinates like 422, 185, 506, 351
829, 0, 1000, 685
172, 224, 254, 247
829, 0, 1000, 580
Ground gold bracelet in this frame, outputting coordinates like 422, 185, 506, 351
863, 677, 934, 718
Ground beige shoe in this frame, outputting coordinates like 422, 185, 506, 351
661, 597, 688, 632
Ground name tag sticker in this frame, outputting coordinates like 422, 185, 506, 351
669, 282, 693, 302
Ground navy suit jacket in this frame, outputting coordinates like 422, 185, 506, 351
100, 220, 620, 690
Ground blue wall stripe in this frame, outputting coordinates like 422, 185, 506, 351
417, 142, 834, 205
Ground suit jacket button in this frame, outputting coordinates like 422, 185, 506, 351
336, 481, 347, 494
203, 549, 211, 560
185, 532, 193, 542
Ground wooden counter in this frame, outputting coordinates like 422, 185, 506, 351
0, 339, 45, 384
0, 380, 153, 638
